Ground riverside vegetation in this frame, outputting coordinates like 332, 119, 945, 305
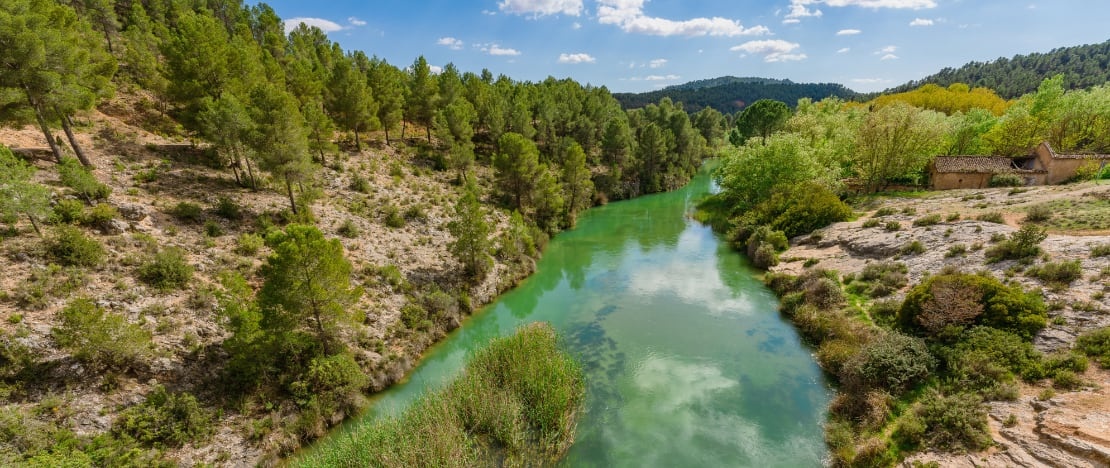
700, 74, 1110, 466
0, 0, 720, 465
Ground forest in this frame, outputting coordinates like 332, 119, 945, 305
884, 39, 1110, 99
0, 0, 723, 465
613, 77, 860, 114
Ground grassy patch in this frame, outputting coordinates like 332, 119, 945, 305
293, 323, 584, 467
1027, 199, 1110, 231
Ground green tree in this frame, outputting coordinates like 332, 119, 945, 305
368, 57, 406, 145
197, 95, 256, 188
692, 107, 727, 147
160, 10, 230, 127
249, 85, 314, 214
715, 133, 826, 213
0, 0, 115, 164
733, 99, 791, 145
327, 52, 376, 151
258, 224, 361, 354
433, 97, 477, 175
53, 297, 154, 372
406, 55, 438, 142
854, 102, 947, 192
493, 132, 542, 211
447, 182, 493, 281
0, 146, 51, 235
560, 141, 593, 228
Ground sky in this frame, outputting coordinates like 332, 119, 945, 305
265, 0, 1110, 93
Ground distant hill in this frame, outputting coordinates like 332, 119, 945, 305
884, 39, 1110, 99
614, 77, 861, 114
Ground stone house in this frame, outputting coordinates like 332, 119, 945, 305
929, 142, 1110, 190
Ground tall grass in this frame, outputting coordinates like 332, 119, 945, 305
293, 323, 584, 467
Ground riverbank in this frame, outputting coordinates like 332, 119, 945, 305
768, 182, 1110, 466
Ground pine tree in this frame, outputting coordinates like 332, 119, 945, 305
327, 52, 376, 151
447, 182, 492, 282
560, 141, 594, 228
0, 146, 51, 236
406, 55, 438, 142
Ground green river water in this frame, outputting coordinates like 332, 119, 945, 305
330, 166, 830, 466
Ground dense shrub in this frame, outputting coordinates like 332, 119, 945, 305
337, 219, 360, 238
984, 224, 1047, 262
289, 352, 368, 416
949, 326, 1044, 380
746, 226, 788, 269
169, 202, 203, 223
214, 196, 243, 220
988, 173, 1023, 187
401, 302, 430, 331
845, 261, 908, 298
899, 272, 1046, 339
1024, 204, 1052, 223
138, 247, 194, 290
751, 242, 778, 269
804, 277, 845, 310
383, 205, 405, 228
114, 385, 212, 448
47, 225, 105, 267
903, 391, 992, 452
976, 211, 1005, 224
739, 182, 853, 239
1092, 243, 1110, 257
1027, 260, 1082, 286
50, 199, 86, 224
842, 331, 934, 394
235, 233, 264, 255
58, 157, 110, 202
912, 214, 942, 227
1076, 327, 1110, 366
900, 240, 925, 255
84, 203, 118, 227
52, 298, 154, 372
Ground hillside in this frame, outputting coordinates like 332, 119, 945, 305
884, 39, 1110, 99
613, 78, 860, 113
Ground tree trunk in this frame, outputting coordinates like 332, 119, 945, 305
60, 113, 93, 168
27, 214, 42, 237
285, 176, 298, 214
25, 89, 63, 163
401, 120, 407, 140
354, 128, 361, 152
384, 127, 391, 146
426, 125, 432, 143
244, 156, 258, 190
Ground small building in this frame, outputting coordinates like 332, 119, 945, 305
929, 155, 1046, 190
929, 142, 1110, 190
1030, 142, 1110, 185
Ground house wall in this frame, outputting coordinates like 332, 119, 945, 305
1033, 141, 1095, 184
930, 171, 992, 190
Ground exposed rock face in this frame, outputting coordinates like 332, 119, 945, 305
117, 202, 148, 221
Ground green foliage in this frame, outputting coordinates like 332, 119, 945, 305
52, 298, 154, 372
733, 182, 852, 239
732, 99, 790, 145
1091, 243, 1110, 257
47, 225, 105, 267
58, 158, 110, 202
912, 214, 942, 227
214, 196, 243, 220
258, 224, 361, 352
1076, 327, 1110, 367
1026, 259, 1082, 286
976, 211, 1005, 224
288, 352, 368, 415
0, 147, 51, 234
985, 224, 1047, 262
613, 77, 859, 114
854, 102, 947, 192
293, 323, 584, 467
845, 261, 908, 298
114, 385, 212, 448
383, 205, 405, 228
137, 248, 193, 290
203, 220, 223, 237
988, 173, 1024, 187
900, 240, 925, 255
50, 199, 86, 225
899, 272, 1047, 340
901, 391, 992, 452
169, 202, 203, 223
447, 183, 493, 281
843, 331, 934, 394
235, 233, 264, 256
715, 133, 828, 214
336, 219, 359, 238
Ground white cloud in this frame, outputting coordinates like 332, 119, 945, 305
347, 16, 366, 26
837, 47, 851, 53
782, 18, 801, 24
597, 0, 769, 37
731, 39, 807, 62
429, 65, 443, 74
877, 45, 897, 54
558, 52, 596, 64
484, 44, 522, 56
649, 58, 668, 68
628, 74, 681, 81
909, 18, 934, 26
836, 28, 861, 35
785, 0, 935, 22
880, 53, 899, 60
498, 0, 582, 16
482, 9, 497, 15
437, 37, 463, 50
283, 17, 344, 33
572, 21, 582, 29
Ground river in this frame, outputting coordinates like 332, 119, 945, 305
322, 166, 830, 466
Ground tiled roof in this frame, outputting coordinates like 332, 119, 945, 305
1054, 152, 1110, 160
933, 156, 1045, 174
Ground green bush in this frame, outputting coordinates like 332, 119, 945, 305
1024, 204, 1053, 223
883, 220, 901, 231
214, 196, 242, 220
1027, 260, 1082, 286
1092, 243, 1110, 258
977, 211, 1005, 224
52, 298, 154, 371
337, 219, 360, 238
906, 391, 992, 452
989, 173, 1023, 187
84, 203, 118, 227
58, 157, 110, 202
948, 326, 1044, 383
750, 182, 853, 239
289, 352, 368, 415
842, 330, 934, 394
50, 199, 86, 224
169, 202, 203, 223
862, 218, 880, 228
846, 261, 907, 298
138, 248, 194, 290
985, 224, 1047, 263
114, 385, 212, 448
900, 240, 925, 255
913, 214, 942, 227
873, 207, 896, 217
203, 220, 223, 237
384, 205, 405, 228
900, 272, 1047, 340
47, 225, 105, 267
349, 175, 370, 193
401, 302, 430, 331
235, 233, 264, 255
1076, 327, 1110, 367
751, 242, 778, 269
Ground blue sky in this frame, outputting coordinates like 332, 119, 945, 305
266, 0, 1110, 93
